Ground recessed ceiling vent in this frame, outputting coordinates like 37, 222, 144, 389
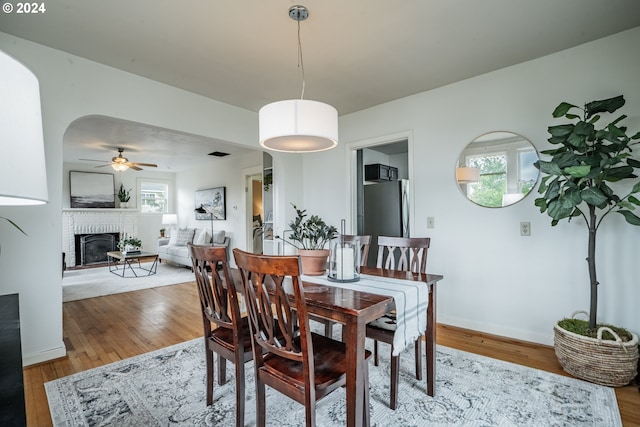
208, 151, 230, 157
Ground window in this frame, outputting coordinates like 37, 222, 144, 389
139, 181, 169, 213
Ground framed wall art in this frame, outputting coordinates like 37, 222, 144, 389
195, 187, 226, 220
70, 171, 115, 208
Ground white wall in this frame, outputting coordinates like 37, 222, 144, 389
0, 32, 258, 364
301, 27, 640, 345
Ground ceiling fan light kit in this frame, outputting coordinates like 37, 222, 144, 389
258, 5, 339, 153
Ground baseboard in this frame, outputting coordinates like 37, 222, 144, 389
438, 316, 554, 347
23, 344, 67, 367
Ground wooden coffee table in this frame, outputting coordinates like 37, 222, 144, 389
106, 251, 159, 278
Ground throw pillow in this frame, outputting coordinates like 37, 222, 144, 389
167, 227, 178, 245
174, 228, 196, 246
193, 228, 210, 245
211, 230, 226, 244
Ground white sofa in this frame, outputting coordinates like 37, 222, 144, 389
158, 227, 230, 268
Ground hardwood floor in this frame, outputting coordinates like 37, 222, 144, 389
24, 282, 640, 426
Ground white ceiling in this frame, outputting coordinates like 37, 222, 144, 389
2, 0, 639, 171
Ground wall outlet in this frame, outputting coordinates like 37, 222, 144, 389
427, 217, 435, 229
520, 222, 531, 236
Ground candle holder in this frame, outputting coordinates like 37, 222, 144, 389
328, 220, 360, 283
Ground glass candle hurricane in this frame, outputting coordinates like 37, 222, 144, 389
328, 236, 360, 283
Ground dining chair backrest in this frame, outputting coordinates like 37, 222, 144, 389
234, 248, 370, 426
233, 249, 312, 367
376, 236, 430, 273
340, 234, 371, 267
190, 244, 254, 426
189, 244, 240, 336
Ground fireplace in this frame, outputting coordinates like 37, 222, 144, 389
74, 233, 120, 266
63, 210, 138, 268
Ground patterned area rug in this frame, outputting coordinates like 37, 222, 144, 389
45, 338, 621, 426
62, 263, 195, 302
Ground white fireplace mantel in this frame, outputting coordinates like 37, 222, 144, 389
63, 210, 138, 267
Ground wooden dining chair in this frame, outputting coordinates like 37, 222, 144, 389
312, 234, 372, 337
189, 244, 252, 427
233, 248, 371, 427
367, 235, 430, 409
341, 234, 371, 267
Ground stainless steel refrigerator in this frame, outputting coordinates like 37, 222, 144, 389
362, 179, 409, 267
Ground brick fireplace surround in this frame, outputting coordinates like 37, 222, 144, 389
62, 210, 138, 268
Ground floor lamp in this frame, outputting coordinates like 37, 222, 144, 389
194, 205, 214, 246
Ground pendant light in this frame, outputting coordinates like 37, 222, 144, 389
0, 50, 49, 205
259, 5, 338, 153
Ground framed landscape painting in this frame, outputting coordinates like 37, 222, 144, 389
195, 187, 226, 220
70, 171, 115, 208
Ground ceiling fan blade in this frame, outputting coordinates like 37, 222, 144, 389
129, 165, 143, 171
95, 164, 112, 168
129, 162, 158, 168
80, 158, 110, 163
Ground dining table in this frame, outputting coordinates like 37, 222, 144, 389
299, 267, 444, 427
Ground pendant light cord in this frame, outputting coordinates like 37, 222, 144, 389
297, 17, 305, 100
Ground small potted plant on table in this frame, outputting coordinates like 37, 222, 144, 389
282, 204, 337, 275
534, 95, 639, 386
119, 236, 142, 255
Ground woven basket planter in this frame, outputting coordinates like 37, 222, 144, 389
554, 315, 639, 387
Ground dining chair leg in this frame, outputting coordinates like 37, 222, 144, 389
256, 378, 266, 427
373, 340, 379, 366
217, 354, 227, 385
205, 347, 214, 406
390, 353, 399, 410
414, 337, 423, 380
324, 320, 333, 338
235, 356, 245, 427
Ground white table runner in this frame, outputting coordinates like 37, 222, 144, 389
301, 273, 429, 355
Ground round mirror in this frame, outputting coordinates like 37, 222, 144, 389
456, 131, 539, 208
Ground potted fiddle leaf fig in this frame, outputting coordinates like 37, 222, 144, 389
282, 204, 338, 275
534, 95, 640, 386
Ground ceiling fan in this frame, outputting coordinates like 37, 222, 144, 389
80, 147, 158, 171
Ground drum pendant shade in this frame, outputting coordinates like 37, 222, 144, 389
0, 50, 48, 205
259, 99, 338, 153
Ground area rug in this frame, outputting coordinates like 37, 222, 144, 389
62, 263, 195, 302
45, 338, 621, 426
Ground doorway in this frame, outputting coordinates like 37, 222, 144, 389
355, 139, 409, 266
246, 173, 263, 253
